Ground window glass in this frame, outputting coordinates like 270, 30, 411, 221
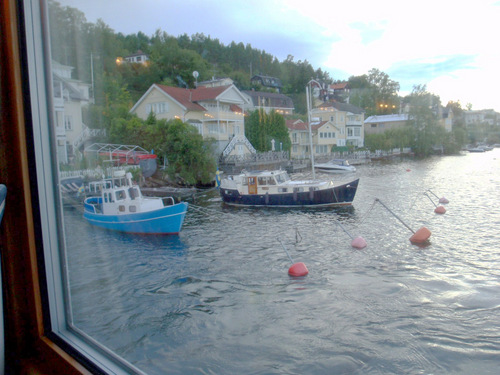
24, 0, 500, 374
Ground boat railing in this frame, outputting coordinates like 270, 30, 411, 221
162, 196, 176, 206
84, 197, 102, 214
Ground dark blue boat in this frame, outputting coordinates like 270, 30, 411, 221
219, 169, 359, 207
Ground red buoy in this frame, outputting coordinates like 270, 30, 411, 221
439, 197, 449, 204
434, 205, 446, 214
351, 236, 367, 249
409, 226, 431, 244
288, 262, 309, 277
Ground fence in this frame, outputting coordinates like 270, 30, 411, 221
59, 165, 140, 180
295, 150, 371, 164
222, 151, 289, 165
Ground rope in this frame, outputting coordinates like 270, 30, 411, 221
355, 198, 378, 226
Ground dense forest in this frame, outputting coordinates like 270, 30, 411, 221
48, 0, 405, 117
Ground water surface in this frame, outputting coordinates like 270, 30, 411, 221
64, 149, 500, 374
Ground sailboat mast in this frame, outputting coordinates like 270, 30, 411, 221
306, 84, 316, 179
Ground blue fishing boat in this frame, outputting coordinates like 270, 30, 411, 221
83, 170, 188, 234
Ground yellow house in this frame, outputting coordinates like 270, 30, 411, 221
286, 119, 343, 159
310, 102, 364, 147
130, 83, 256, 157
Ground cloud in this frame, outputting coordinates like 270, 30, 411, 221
387, 54, 478, 91
58, 0, 500, 110
349, 21, 387, 45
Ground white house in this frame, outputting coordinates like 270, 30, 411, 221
364, 114, 410, 135
51, 61, 93, 164
123, 50, 149, 64
130, 83, 256, 157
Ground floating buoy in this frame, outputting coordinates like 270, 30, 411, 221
278, 238, 309, 277
424, 192, 446, 215
336, 222, 367, 249
428, 189, 449, 204
434, 205, 446, 214
288, 262, 309, 277
375, 198, 431, 245
406, 169, 411, 172
409, 226, 432, 244
351, 236, 367, 249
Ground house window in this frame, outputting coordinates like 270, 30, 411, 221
188, 121, 202, 134
354, 128, 360, 136
146, 102, 168, 114
208, 124, 218, 134
64, 115, 73, 130
316, 145, 328, 153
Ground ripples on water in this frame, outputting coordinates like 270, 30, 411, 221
64, 149, 500, 374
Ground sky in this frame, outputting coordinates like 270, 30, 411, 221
61, 0, 500, 111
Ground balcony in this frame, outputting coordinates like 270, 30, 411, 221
346, 119, 363, 126
203, 110, 244, 122
53, 96, 64, 110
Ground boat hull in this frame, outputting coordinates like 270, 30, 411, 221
315, 167, 355, 173
220, 179, 359, 207
83, 201, 188, 234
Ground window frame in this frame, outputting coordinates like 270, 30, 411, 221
0, 1, 147, 373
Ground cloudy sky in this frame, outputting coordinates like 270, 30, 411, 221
61, 0, 500, 111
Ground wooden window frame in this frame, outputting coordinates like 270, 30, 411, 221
0, 1, 92, 373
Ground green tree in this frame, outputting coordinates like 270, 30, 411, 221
153, 119, 216, 185
245, 110, 291, 152
84, 74, 133, 130
406, 85, 441, 156
348, 69, 400, 116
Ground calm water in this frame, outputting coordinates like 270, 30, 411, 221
64, 149, 500, 375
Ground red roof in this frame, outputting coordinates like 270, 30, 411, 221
330, 82, 348, 90
156, 85, 205, 111
156, 84, 233, 112
286, 119, 325, 131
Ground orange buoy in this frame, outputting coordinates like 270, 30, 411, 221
288, 262, 309, 277
434, 205, 446, 214
351, 236, 367, 249
278, 238, 309, 277
409, 226, 431, 244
